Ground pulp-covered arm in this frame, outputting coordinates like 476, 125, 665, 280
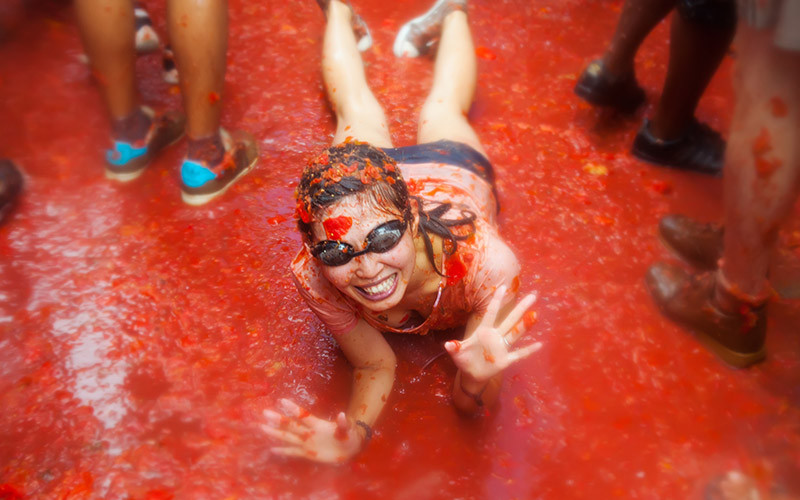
262, 319, 395, 463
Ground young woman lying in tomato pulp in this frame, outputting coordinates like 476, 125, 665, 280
261, 0, 542, 463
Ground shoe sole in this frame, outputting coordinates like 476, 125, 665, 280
104, 130, 185, 183
180, 153, 257, 206
393, 0, 449, 58
692, 327, 766, 369
630, 146, 723, 177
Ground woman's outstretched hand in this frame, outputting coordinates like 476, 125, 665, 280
262, 398, 365, 464
444, 285, 543, 382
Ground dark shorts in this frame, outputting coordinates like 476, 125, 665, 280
381, 140, 497, 189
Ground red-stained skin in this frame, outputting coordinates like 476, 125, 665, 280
322, 215, 353, 241
0, 0, 799, 499
769, 96, 788, 118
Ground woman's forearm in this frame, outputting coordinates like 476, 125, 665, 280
346, 362, 395, 429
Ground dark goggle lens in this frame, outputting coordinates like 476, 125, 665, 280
365, 220, 406, 252
311, 219, 406, 266
313, 241, 353, 266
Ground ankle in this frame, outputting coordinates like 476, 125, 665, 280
187, 132, 225, 165
712, 271, 771, 314
112, 108, 151, 143
601, 54, 634, 81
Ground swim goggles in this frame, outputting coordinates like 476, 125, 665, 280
310, 219, 407, 266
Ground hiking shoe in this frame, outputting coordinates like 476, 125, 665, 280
632, 118, 725, 175
0, 159, 23, 223
316, 0, 373, 52
393, 0, 467, 58
658, 214, 723, 271
645, 262, 766, 368
162, 45, 179, 85
105, 107, 186, 182
180, 129, 258, 206
134, 5, 160, 54
574, 59, 646, 114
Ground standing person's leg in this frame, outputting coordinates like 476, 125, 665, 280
75, 0, 143, 142
718, 25, 800, 304
631, 0, 736, 174
322, 0, 392, 147
416, 5, 485, 157
645, 24, 800, 367
575, 0, 675, 113
168, 0, 257, 205
75, 0, 184, 181
604, 0, 676, 77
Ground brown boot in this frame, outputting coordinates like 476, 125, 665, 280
658, 214, 723, 271
645, 262, 766, 368
0, 159, 23, 223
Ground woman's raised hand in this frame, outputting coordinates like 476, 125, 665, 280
262, 398, 365, 464
444, 285, 543, 382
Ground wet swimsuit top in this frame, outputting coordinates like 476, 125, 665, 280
291, 161, 521, 336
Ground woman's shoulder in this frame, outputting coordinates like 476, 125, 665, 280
290, 247, 360, 335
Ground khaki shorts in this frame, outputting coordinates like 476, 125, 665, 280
738, 0, 800, 50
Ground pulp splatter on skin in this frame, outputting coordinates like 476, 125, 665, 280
770, 96, 788, 118
323, 215, 353, 240
751, 127, 783, 178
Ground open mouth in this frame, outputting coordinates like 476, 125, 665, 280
356, 273, 398, 301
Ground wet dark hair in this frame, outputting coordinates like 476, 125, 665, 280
295, 141, 476, 276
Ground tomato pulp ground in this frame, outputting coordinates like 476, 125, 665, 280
1, 0, 799, 498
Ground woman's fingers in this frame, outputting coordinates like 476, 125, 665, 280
271, 446, 311, 459
279, 398, 304, 417
508, 341, 543, 364
496, 292, 538, 343
479, 285, 507, 329
261, 425, 305, 446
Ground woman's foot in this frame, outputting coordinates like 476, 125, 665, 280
393, 0, 467, 58
106, 107, 186, 182
658, 214, 723, 271
134, 4, 160, 54
632, 118, 725, 175
574, 59, 646, 114
645, 263, 767, 368
316, 0, 373, 51
180, 129, 258, 206
0, 159, 23, 223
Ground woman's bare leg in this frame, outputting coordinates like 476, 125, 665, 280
324, 0, 391, 147
417, 10, 485, 156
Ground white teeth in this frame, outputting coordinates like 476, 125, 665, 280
362, 274, 396, 296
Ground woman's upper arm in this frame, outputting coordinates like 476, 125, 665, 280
470, 232, 521, 318
336, 319, 396, 371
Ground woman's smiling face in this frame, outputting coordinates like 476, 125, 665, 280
311, 192, 416, 312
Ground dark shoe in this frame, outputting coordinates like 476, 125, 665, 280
574, 59, 646, 114
658, 214, 723, 271
105, 107, 186, 182
645, 262, 766, 368
393, 0, 467, 58
0, 159, 23, 222
180, 129, 258, 206
632, 119, 725, 175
